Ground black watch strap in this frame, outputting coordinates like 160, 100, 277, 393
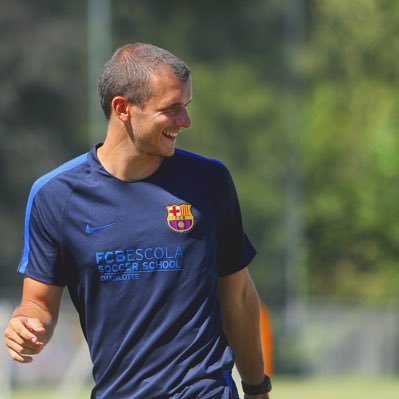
241, 374, 272, 395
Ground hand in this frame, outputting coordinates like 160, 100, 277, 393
244, 394, 270, 399
4, 316, 46, 363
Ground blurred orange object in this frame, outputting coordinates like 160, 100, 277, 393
260, 303, 273, 376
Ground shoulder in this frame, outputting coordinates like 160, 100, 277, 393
173, 148, 230, 177
28, 152, 89, 207
169, 150, 237, 207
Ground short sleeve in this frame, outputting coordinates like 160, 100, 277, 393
215, 164, 256, 276
18, 182, 66, 286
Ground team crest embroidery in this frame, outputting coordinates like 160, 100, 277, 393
166, 204, 195, 233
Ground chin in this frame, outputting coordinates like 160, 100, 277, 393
161, 146, 176, 158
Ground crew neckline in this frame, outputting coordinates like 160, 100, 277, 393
88, 143, 172, 183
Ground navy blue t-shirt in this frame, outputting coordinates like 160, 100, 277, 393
18, 145, 256, 399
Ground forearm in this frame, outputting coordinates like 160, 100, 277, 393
221, 278, 264, 384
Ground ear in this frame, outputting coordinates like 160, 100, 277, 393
111, 96, 130, 122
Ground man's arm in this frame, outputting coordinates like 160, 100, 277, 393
4, 277, 64, 363
217, 267, 270, 399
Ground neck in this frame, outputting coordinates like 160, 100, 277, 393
97, 135, 164, 181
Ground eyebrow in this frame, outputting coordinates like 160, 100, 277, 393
175, 99, 192, 107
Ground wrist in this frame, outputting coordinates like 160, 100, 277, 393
241, 374, 272, 395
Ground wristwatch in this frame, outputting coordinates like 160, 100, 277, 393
241, 374, 272, 395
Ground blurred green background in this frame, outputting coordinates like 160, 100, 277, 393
1, 0, 399, 397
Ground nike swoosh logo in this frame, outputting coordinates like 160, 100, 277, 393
85, 223, 115, 234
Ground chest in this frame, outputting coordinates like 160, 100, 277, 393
61, 181, 218, 285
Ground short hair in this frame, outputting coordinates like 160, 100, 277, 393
98, 43, 191, 120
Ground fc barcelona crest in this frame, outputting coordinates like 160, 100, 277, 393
166, 204, 195, 233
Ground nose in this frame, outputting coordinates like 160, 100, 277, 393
176, 109, 192, 129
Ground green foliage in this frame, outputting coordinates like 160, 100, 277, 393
302, 0, 399, 301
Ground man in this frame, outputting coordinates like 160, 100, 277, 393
4, 43, 271, 399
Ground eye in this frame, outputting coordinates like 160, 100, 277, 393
162, 105, 179, 115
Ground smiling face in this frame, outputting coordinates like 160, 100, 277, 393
127, 70, 192, 158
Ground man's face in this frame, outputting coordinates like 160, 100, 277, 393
128, 70, 192, 158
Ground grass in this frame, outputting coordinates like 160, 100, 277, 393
10, 376, 399, 399
271, 376, 399, 399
